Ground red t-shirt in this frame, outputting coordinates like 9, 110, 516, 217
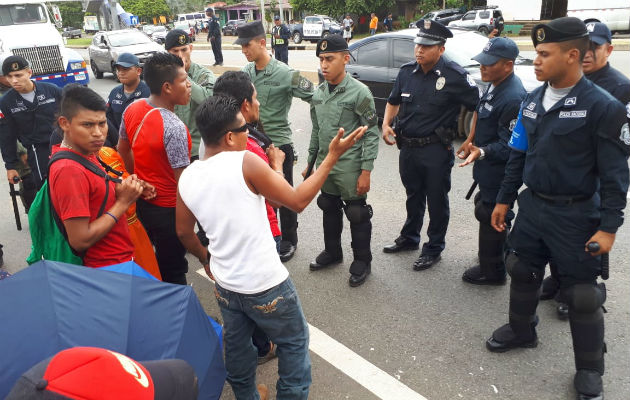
120, 99, 191, 208
49, 146, 134, 267
246, 137, 281, 237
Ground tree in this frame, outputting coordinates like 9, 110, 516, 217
121, 0, 171, 22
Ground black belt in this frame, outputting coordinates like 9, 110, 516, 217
532, 191, 591, 205
397, 134, 440, 148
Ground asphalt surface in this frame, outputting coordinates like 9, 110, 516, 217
1, 52, 629, 399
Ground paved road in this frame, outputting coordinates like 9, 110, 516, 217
2, 58, 629, 399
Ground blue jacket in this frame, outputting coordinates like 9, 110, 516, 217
106, 81, 150, 132
586, 62, 630, 110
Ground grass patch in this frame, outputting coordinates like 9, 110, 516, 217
66, 37, 92, 46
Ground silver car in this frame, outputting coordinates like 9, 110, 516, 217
88, 29, 163, 79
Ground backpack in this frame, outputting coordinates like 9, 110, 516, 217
26, 151, 122, 265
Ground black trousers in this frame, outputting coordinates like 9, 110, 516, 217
26, 142, 51, 190
211, 36, 223, 64
274, 46, 288, 64
136, 199, 188, 285
277, 143, 298, 244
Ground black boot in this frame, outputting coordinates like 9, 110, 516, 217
345, 201, 372, 287
310, 197, 343, 271
348, 247, 371, 287
463, 221, 507, 285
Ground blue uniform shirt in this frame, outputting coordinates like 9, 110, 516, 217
473, 72, 527, 203
106, 81, 150, 132
388, 57, 479, 137
585, 62, 630, 114
0, 81, 61, 169
498, 77, 630, 233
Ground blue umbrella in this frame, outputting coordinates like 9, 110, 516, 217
0, 260, 226, 399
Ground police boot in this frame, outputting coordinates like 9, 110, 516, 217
564, 284, 606, 400
349, 248, 372, 287
345, 200, 373, 287
310, 194, 343, 271
19, 173, 37, 214
462, 221, 507, 285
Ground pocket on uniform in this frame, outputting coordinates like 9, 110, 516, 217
551, 118, 587, 136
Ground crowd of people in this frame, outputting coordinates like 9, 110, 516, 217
1, 15, 629, 400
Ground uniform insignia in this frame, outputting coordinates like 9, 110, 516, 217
509, 118, 517, 132
364, 110, 377, 126
536, 28, 545, 42
620, 123, 630, 145
424, 19, 431, 30
36, 94, 45, 101
299, 76, 313, 91
178, 34, 187, 45
435, 69, 441, 76
559, 110, 586, 118
320, 40, 327, 51
483, 102, 493, 111
483, 41, 492, 52
526, 102, 536, 111
116, 93, 122, 99
466, 74, 476, 87
135, 91, 140, 96
625, 102, 629, 119
435, 76, 445, 90
523, 109, 537, 119
586, 23, 595, 32
11, 62, 19, 71
564, 97, 576, 106
486, 94, 493, 101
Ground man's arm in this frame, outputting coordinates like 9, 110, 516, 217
382, 70, 403, 145
189, 66, 215, 106
117, 116, 134, 173
357, 91, 379, 172
176, 189, 208, 266
483, 102, 521, 162
291, 70, 314, 103
281, 25, 291, 40
0, 101, 21, 181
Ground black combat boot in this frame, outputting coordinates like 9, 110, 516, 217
310, 204, 343, 271
462, 222, 507, 285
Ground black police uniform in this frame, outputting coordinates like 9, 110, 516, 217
106, 81, 150, 133
272, 22, 291, 64
207, 15, 223, 65
586, 62, 630, 110
386, 22, 478, 265
0, 81, 61, 189
467, 72, 526, 281
488, 19, 629, 398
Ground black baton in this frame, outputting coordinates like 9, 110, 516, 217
465, 181, 478, 200
304, 149, 317, 180
9, 176, 22, 231
587, 242, 609, 280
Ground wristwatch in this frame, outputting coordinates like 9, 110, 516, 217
478, 147, 486, 160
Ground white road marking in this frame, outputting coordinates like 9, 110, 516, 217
195, 268, 428, 400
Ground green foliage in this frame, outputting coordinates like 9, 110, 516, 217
121, 0, 171, 21
289, 0, 396, 18
50, 2, 84, 29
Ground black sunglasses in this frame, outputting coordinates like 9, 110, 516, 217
223, 123, 248, 136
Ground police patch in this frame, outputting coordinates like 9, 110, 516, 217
435, 76, 445, 90
299, 76, 313, 91
509, 118, 517, 132
424, 19, 431, 30
11, 62, 19, 71
559, 110, 586, 118
564, 97, 576, 106
620, 123, 630, 145
320, 40, 328, 51
364, 110, 377, 126
523, 109, 537, 119
586, 22, 595, 32
526, 102, 536, 111
178, 34, 187, 45
483, 102, 493, 111
536, 28, 545, 42
466, 74, 476, 87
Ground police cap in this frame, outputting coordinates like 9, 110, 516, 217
414, 19, 452, 46
586, 22, 612, 45
274, 15, 281, 21
2, 55, 29, 76
114, 52, 140, 68
472, 37, 519, 65
531, 17, 588, 47
165, 29, 191, 50
315, 34, 348, 57
235, 21, 265, 45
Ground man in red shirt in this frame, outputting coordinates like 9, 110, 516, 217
118, 53, 192, 284
50, 85, 146, 267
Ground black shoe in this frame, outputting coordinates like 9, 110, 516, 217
309, 249, 342, 271
348, 260, 371, 287
486, 323, 538, 353
278, 240, 296, 262
383, 237, 419, 253
574, 369, 603, 400
413, 254, 441, 271
462, 265, 506, 286
557, 302, 569, 320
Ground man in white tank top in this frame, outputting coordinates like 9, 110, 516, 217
176, 95, 367, 399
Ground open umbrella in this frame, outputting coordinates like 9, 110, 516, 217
0, 260, 226, 399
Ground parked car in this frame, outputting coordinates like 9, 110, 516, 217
61, 26, 82, 38
567, 0, 630, 33
150, 25, 168, 44
448, 6, 503, 35
173, 22, 196, 41
223, 19, 245, 36
88, 29, 163, 79
408, 8, 464, 28
290, 15, 343, 44
321, 28, 538, 136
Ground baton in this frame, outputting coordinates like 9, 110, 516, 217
304, 148, 317, 180
9, 176, 22, 231
587, 242, 609, 280
465, 181, 478, 200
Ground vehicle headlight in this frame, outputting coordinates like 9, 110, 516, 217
70, 61, 85, 70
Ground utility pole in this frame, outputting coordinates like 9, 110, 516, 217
110, 0, 120, 30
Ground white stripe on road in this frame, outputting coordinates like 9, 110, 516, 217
195, 268, 428, 400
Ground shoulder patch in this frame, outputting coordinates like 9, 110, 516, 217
620, 122, 630, 145
356, 96, 372, 114
298, 76, 313, 91
466, 74, 477, 87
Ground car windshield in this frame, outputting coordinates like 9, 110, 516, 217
0, 4, 47, 26
445, 31, 491, 67
154, 26, 166, 32
108, 31, 152, 47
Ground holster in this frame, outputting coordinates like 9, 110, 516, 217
435, 126, 457, 146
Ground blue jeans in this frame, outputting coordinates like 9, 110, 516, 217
214, 278, 311, 399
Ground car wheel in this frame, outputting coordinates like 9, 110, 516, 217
90, 60, 103, 79
478, 26, 489, 35
292, 31, 302, 44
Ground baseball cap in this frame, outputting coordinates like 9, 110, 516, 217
114, 53, 140, 68
6, 347, 198, 400
274, 15, 280, 21
586, 22, 612, 45
2, 55, 30, 76
472, 37, 519, 65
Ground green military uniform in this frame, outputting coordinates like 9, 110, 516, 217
174, 62, 214, 158
242, 57, 314, 247
307, 40, 379, 286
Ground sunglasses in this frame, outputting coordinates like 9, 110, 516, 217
222, 123, 248, 136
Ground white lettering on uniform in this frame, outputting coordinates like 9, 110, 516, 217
523, 109, 537, 119
558, 110, 587, 118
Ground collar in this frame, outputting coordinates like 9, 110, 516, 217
585, 62, 610, 81
321, 73, 351, 94
538, 76, 587, 114
412, 57, 445, 76
252, 57, 277, 77
482, 72, 515, 101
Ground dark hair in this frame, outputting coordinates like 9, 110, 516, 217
60, 84, 106, 120
213, 71, 254, 107
558, 36, 590, 62
143, 52, 184, 95
196, 95, 242, 145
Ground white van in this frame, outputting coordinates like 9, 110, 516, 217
176, 11, 206, 28
567, 0, 630, 33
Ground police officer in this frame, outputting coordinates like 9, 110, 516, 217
307, 35, 379, 287
382, 20, 479, 270
235, 21, 314, 261
106, 53, 150, 134
487, 18, 629, 399
166, 29, 215, 160
457, 37, 526, 285
206, 8, 224, 66
541, 21, 630, 319
0, 55, 61, 190
271, 15, 290, 65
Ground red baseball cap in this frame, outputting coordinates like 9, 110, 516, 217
6, 347, 198, 400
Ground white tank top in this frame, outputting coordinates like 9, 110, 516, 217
178, 151, 288, 293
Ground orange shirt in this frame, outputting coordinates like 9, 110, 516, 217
369, 16, 378, 29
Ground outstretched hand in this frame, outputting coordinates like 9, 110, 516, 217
328, 126, 367, 159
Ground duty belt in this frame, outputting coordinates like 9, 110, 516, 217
532, 191, 591, 205
396, 134, 440, 148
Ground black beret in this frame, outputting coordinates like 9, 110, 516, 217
415, 19, 452, 46
235, 21, 265, 45
165, 29, 191, 50
315, 34, 348, 57
531, 17, 588, 47
2, 55, 29, 76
